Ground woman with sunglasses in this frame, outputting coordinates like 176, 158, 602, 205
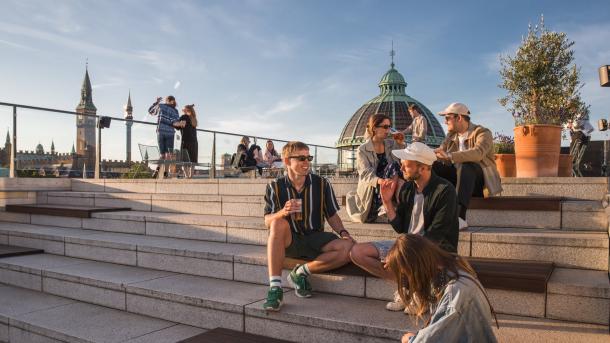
346, 113, 405, 223
385, 234, 498, 343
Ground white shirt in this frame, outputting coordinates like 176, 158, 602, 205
408, 192, 425, 235
458, 132, 468, 151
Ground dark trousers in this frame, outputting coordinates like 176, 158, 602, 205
432, 161, 484, 219
570, 131, 589, 177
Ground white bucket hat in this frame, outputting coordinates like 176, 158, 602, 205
438, 102, 470, 116
392, 142, 437, 166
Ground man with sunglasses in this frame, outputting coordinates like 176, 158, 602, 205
262, 141, 355, 311
433, 103, 502, 228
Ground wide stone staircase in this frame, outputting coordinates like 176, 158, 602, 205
0, 177, 608, 342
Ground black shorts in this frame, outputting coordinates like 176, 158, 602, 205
285, 231, 338, 260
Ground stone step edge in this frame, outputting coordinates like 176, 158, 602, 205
0, 283, 204, 343
3, 208, 607, 236
1, 254, 608, 329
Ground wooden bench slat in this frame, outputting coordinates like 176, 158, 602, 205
5, 204, 131, 218
0, 244, 44, 258
284, 257, 554, 294
179, 328, 294, 343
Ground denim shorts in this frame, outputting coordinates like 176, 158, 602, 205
371, 240, 396, 262
158, 133, 175, 154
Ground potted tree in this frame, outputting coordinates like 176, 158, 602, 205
499, 16, 586, 177
493, 133, 516, 177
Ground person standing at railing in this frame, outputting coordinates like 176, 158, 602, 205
148, 96, 182, 178
403, 104, 428, 143
178, 104, 198, 178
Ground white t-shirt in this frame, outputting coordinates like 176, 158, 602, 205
458, 132, 469, 151
408, 192, 425, 235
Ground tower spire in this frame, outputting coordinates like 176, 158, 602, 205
390, 40, 395, 69
77, 62, 97, 111
124, 90, 133, 119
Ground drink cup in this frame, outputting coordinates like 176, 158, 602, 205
291, 199, 303, 221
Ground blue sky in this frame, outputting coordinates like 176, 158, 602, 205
1, 0, 609, 164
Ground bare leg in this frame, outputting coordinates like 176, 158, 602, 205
267, 218, 292, 277
350, 242, 393, 280
305, 238, 353, 274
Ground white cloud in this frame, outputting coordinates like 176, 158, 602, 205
266, 95, 305, 116
0, 39, 37, 51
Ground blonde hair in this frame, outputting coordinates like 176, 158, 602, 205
184, 104, 197, 128
240, 136, 250, 146
282, 141, 309, 158
385, 234, 477, 325
365, 113, 391, 139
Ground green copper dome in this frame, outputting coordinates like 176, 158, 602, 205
337, 63, 446, 149
379, 66, 406, 88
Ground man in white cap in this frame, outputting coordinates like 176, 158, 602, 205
434, 103, 502, 226
349, 142, 459, 311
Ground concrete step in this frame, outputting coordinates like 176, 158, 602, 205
0, 283, 204, 343
39, 190, 609, 231
1, 253, 608, 338
500, 177, 609, 201
2, 209, 607, 270
0, 220, 608, 325
0, 191, 37, 207
69, 177, 610, 201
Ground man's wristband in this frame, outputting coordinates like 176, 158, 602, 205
339, 230, 349, 237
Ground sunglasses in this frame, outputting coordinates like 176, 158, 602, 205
444, 114, 459, 123
289, 155, 314, 162
376, 125, 391, 129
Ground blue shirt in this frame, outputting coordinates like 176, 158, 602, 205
409, 270, 498, 343
148, 102, 179, 135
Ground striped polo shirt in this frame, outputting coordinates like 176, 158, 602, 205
264, 174, 340, 234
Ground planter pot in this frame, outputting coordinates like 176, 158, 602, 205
558, 154, 573, 177
494, 154, 516, 177
514, 125, 562, 177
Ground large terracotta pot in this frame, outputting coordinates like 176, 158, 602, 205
494, 154, 516, 177
514, 125, 562, 177
558, 154, 573, 177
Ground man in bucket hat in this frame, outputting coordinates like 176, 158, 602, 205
349, 142, 459, 311
434, 103, 502, 227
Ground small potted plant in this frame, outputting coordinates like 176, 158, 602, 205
493, 133, 516, 177
499, 15, 586, 177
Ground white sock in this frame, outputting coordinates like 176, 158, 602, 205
296, 264, 311, 276
269, 276, 282, 288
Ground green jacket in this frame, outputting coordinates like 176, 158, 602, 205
390, 172, 459, 253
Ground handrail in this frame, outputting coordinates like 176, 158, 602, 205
0, 101, 338, 150
0, 101, 352, 179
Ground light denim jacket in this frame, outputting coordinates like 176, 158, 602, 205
409, 270, 498, 343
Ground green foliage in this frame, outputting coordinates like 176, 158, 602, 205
121, 163, 153, 179
498, 16, 588, 126
493, 132, 515, 154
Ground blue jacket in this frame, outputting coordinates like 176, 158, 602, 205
409, 270, 498, 343
148, 102, 179, 135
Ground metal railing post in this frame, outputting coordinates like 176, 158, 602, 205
210, 132, 216, 179
335, 148, 341, 177
9, 106, 16, 178
314, 146, 318, 174
95, 120, 101, 179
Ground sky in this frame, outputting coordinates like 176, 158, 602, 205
1, 0, 609, 165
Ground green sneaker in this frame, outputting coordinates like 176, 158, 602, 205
263, 286, 283, 311
287, 265, 312, 298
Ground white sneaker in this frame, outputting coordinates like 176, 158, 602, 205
459, 217, 469, 231
378, 205, 387, 217
386, 291, 406, 311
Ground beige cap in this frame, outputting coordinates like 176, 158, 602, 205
392, 142, 437, 166
438, 102, 470, 116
